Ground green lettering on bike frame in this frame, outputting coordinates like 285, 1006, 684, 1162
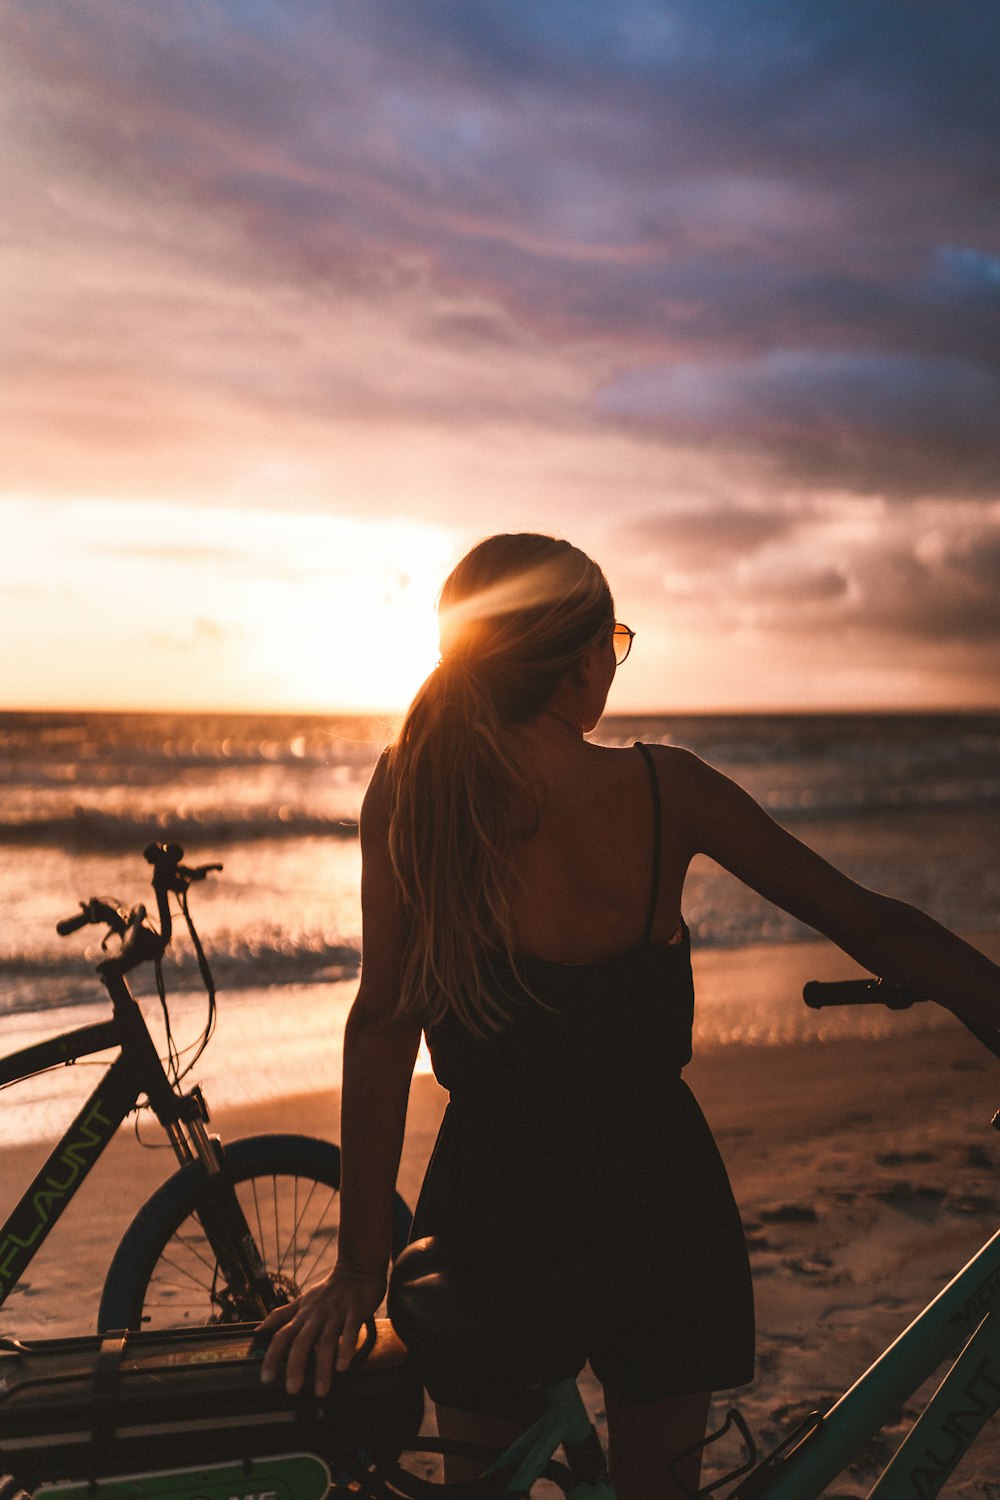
867, 1313, 1000, 1500
0, 1055, 136, 1306
737, 1230, 1000, 1500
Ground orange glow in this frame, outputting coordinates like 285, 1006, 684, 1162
0, 497, 454, 713
3, 495, 999, 714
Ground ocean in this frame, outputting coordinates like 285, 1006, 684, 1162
2, 709, 999, 1140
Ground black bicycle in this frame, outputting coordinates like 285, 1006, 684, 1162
0, 842, 411, 1334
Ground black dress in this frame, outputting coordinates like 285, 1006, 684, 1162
409, 743, 755, 1405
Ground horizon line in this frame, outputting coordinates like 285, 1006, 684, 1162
2, 701, 999, 720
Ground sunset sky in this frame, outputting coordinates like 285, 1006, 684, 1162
3, 1, 999, 714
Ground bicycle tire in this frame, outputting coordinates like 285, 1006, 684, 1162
97, 1133, 412, 1332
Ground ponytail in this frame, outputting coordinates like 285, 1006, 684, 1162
385, 534, 613, 1036
386, 658, 531, 1035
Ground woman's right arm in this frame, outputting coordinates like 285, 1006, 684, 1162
259, 756, 422, 1394
663, 746, 1000, 1029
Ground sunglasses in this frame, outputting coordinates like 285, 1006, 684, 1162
612, 622, 635, 665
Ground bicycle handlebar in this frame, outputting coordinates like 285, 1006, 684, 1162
56, 896, 132, 939
55, 908, 94, 937
803, 978, 927, 1010
52, 844, 224, 1087
143, 841, 223, 886
804, 975, 1000, 1071
56, 845, 222, 958
143, 842, 223, 943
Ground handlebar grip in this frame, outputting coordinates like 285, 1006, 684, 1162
803, 979, 926, 1010
56, 906, 91, 936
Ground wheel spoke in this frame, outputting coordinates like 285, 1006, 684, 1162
110, 1143, 344, 1331
148, 1246, 219, 1294
295, 1192, 342, 1288
248, 1176, 266, 1272
272, 1173, 279, 1276
291, 1175, 300, 1285
276, 1177, 339, 1281
166, 1231, 221, 1279
276, 1176, 322, 1276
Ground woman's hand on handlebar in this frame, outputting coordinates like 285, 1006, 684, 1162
257, 1261, 387, 1396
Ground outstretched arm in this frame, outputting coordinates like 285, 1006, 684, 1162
665, 748, 1000, 1030
259, 757, 421, 1394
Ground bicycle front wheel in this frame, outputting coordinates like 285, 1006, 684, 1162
97, 1133, 412, 1332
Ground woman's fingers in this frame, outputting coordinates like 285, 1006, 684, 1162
335, 1312, 364, 1374
256, 1269, 385, 1393
283, 1311, 327, 1396
313, 1317, 342, 1397
257, 1300, 298, 1336
258, 1305, 308, 1385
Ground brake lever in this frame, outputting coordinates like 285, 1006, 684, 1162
102, 903, 146, 952
178, 861, 223, 883
97, 907, 167, 977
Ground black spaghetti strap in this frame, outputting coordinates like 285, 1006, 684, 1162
634, 741, 662, 943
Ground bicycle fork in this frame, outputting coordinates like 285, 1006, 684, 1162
163, 1087, 284, 1319
110, 972, 285, 1323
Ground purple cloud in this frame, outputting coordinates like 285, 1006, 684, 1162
3, 0, 1000, 685
598, 351, 1000, 498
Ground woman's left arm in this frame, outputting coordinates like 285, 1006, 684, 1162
666, 747, 1000, 1030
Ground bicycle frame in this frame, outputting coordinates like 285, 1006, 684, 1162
478, 1378, 613, 1497
8, 1183, 997, 1498
0, 966, 246, 1316
379, 1228, 1000, 1499
734, 1228, 1000, 1498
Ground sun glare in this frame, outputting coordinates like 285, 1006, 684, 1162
270, 538, 450, 713
0, 496, 457, 712
189, 509, 457, 713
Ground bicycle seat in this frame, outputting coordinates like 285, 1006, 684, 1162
388, 1236, 641, 1400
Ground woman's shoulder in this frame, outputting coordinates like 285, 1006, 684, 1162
634, 741, 708, 782
571, 739, 709, 796
634, 742, 731, 829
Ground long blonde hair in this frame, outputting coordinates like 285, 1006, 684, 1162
386, 534, 614, 1036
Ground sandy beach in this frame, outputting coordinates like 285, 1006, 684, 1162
4, 936, 1000, 1496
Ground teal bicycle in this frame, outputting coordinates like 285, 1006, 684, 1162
3, 979, 999, 1497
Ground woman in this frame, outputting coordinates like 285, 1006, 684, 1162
260, 533, 1000, 1499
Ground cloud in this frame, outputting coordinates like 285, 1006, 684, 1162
603, 492, 1000, 658
620, 504, 802, 569
598, 351, 1000, 499
2, 1, 1000, 707
858, 523, 1000, 643
7, 1, 999, 331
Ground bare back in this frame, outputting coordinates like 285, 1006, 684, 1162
508, 739, 686, 964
